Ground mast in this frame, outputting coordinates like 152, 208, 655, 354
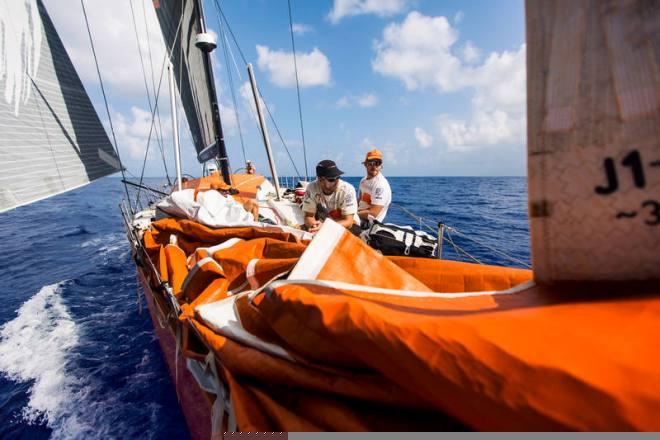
193, 0, 231, 185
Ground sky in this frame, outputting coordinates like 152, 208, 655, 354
42, 0, 526, 178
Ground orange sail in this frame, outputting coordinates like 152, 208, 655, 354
141, 215, 659, 432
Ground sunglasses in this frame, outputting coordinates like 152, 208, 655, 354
320, 176, 339, 182
366, 160, 382, 166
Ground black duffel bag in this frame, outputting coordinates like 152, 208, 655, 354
365, 221, 438, 258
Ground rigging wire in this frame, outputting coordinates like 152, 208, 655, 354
260, 93, 303, 179
213, 1, 249, 65
213, 0, 303, 180
216, 10, 247, 164
80, 0, 133, 215
141, 0, 171, 186
133, 60, 167, 212
287, 0, 309, 181
448, 227, 531, 269
445, 230, 483, 264
390, 202, 530, 268
216, 27, 272, 157
223, 33, 268, 141
133, 12, 185, 213
129, 0, 171, 185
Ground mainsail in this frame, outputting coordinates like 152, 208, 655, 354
152, 0, 230, 179
0, 0, 121, 213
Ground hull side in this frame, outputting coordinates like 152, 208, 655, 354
138, 268, 212, 440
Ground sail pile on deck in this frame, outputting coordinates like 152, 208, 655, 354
140, 213, 660, 431
0, 0, 121, 213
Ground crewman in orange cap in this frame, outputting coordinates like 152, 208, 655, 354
357, 149, 391, 223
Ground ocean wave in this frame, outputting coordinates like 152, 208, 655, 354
81, 233, 129, 258
60, 226, 92, 238
0, 283, 140, 439
80, 232, 123, 249
0, 283, 79, 428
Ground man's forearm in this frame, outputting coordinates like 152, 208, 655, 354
358, 205, 384, 220
336, 216, 355, 228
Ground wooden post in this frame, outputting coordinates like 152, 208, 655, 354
437, 222, 445, 259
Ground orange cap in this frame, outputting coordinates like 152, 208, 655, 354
364, 149, 383, 162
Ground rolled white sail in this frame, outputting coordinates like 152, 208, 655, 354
0, 0, 121, 213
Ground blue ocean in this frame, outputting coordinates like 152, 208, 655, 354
0, 176, 530, 439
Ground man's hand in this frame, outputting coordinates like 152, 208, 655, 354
304, 212, 322, 233
307, 220, 322, 233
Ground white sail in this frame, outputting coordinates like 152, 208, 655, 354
0, 0, 121, 213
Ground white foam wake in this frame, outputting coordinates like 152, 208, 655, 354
81, 232, 127, 256
0, 283, 80, 430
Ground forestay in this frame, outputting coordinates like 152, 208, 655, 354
0, 0, 121, 213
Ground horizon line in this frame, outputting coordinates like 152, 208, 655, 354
109, 174, 528, 179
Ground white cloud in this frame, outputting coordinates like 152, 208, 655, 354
372, 12, 463, 91
114, 106, 172, 160
372, 11, 526, 150
462, 41, 480, 63
335, 93, 378, 108
292, 23, 313, 35
359, 137, 374, 149
454, 11, 464, 24
436, 45, 527, 151
357, 93, 378, 107
43, 0, 167, 98
381, 145, 400, 165
375, 143, 400, 166
239, 80, 265, 123
414, 127, 433, 148
209, 67, 241, 138
256, 45, 331, 88
218, 102, 238, 135
436, 110, 525, 152
328, 0, 411, 24
336, 96, 350, 108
